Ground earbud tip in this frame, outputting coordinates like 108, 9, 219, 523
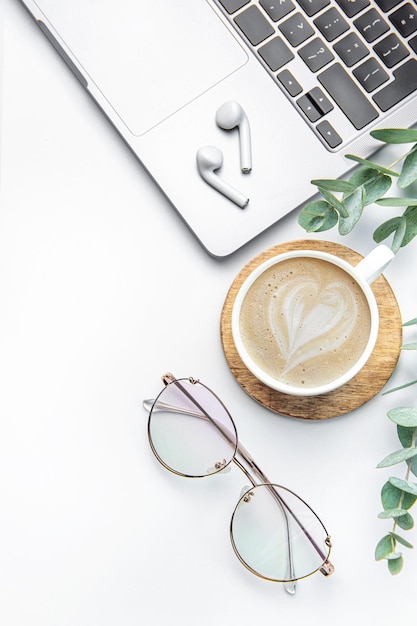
215, 100, 242, 130
196, 145, 223, 170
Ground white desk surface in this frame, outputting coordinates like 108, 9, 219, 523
2, 2, 417, 624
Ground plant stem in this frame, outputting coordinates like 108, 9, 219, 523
387, 145, 416, 172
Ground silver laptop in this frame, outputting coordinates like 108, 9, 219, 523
17, 0, 417, 257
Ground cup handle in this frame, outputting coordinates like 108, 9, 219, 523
355, 244, 395, 284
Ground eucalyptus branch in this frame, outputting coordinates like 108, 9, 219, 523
298, 128, 417, 573
298, 128, 417, 253
376, 409, 417, 575
376, 319, 417, 575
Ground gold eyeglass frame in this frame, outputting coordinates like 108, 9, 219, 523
144, 373, 334, 594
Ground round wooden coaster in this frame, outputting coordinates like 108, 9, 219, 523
220, 240, 402, 420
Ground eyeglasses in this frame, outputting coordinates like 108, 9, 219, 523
143, 373, 334, 594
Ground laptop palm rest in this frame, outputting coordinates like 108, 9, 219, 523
32, 0, 248, 135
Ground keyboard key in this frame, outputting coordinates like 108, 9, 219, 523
299, 38, 334, 71
297, 94, 324, 121
297, 88, 333, 121
296, 0, 330, 17
333, 32, 369, 66
317, 120, 342, 147
318, 62, 379, 128
260, 0, 295, 21
354, 9, 389, 43
234, 6, 275, 45
410, 35, 417, 53
373, 59, 417, 111
374, 0, 402, 12
314, 8, 349, 42
353, 57, 389, 92
335, 0, 370, 18
374, 33, 409, 68
279, 13, 315, 46
218, 0, 250, 14
258, 37, 294, 71
277, 69, 303, 95
390, 4, 417, 38
308, 86, 334, 114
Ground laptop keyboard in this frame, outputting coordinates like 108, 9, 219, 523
215, 0, 417, 149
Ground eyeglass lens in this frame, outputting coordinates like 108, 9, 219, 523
231, 484, 331, 582
148, 379, 238, 478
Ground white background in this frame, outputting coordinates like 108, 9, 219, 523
1, 1, 417, 624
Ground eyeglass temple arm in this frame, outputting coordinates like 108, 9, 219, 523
144, 381, 333, 577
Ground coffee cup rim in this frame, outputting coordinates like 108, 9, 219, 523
231, 249, 380, 397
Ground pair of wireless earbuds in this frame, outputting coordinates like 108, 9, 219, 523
196, 101, 252, 208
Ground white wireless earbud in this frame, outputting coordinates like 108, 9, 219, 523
196, 146, 249, 208
215, 101, 252, 173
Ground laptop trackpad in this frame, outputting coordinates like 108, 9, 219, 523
34, 0, 248, 136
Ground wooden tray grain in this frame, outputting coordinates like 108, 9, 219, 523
220, 240, 402, 419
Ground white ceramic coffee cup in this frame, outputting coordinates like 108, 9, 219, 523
231, 244, 395, 397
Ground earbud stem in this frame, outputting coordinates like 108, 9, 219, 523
206, 172, 249, 208
239, 121, 252, 173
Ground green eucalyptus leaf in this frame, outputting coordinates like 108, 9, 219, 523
388, 406, 417, 427
373, 204, 417, 249
345, 154, 399, 176
387, 554, 403, 575
375, 534, 395, 560
390, 532, 413, 549
378, 508, 408, 519
381, 480, 417, 510
348, 166, 376, 185
370, 128, 417, 144
347, 165, 392, 192
311, 179, 356, 192
318, 188, 349, 217
387, 551, 403, 559
363, 173, 392, 206
391, 216, 407, 253
373, 217, 402, 244
409, 455, 417, 478
396, 512, 414, 530
389, 476, 417, 496
401, 205, 417, 247
343, 168, 391, 209
402, 342, 417, 350
381, 481, 399, 509
403, 318, 417, 326
397, 425, 416, 448
338, 186, 365, 235
377, 446, 417, 468
376, 197, 417, 206
398, 147, 417, 188
298, 200, 338, 232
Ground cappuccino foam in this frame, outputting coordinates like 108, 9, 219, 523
239, 257, 372, 389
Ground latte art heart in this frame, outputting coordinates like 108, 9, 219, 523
269, 277, 357, 375
238, 257, 372, 389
